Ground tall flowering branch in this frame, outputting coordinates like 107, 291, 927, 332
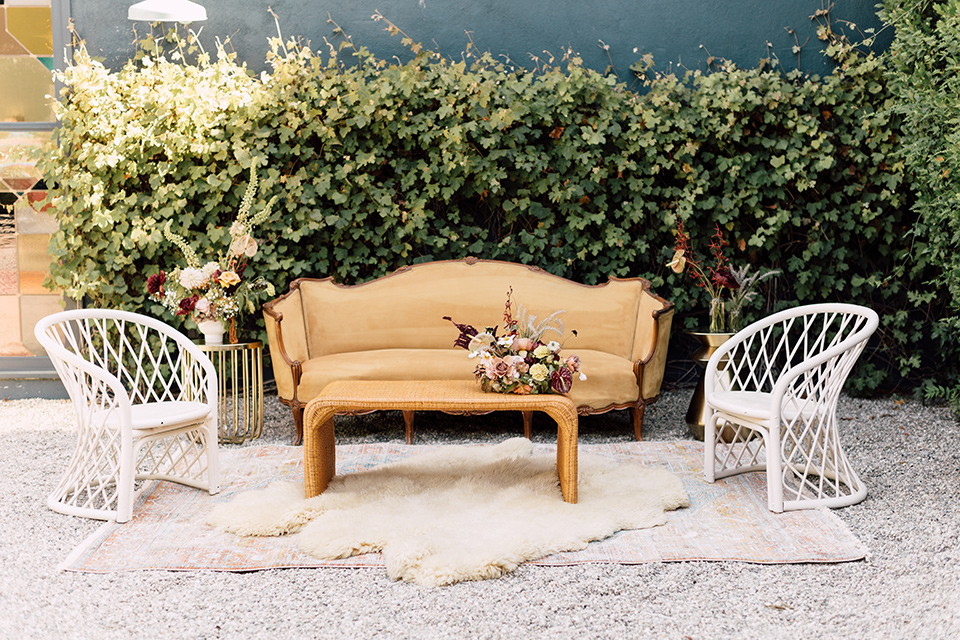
163, 220, 201, 268
148, 166, 277, 337
667, 221, 779, 333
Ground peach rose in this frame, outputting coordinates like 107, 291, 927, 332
513, 337, 537, 352
217, 270, 242, 287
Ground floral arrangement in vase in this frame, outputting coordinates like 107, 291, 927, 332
666, 221, 780, 333
444, 288, 586, 395
146, 166, 277, 344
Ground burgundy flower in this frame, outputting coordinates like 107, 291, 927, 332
712, 268, 739, 290
443, 316, 480, 350
175, 295, 199, 316
146, 271, 166, 298
550, 367, 573, 394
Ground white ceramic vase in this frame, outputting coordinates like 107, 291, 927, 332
197, 318, 225, 345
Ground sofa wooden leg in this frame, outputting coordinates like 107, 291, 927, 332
293, 405, 305, 446
631, 404, 646, 441
402, 410, 415, 444
522, 411, 533, 439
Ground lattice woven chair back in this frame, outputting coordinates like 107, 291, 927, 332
35, 309, 220, 522
703, 303, 879, 512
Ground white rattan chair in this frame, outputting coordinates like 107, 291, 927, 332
35, 309, 220, 523
703, 303, 879, 512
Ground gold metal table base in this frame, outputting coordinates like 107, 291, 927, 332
685, 331, 734, 441
198, 341, 264, 444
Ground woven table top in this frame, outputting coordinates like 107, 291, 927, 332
307, 379, 578, 414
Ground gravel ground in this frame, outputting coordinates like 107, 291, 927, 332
0, 388, 957, 640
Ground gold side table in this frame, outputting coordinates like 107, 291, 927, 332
198, 341, 264, 444
685, 331, 734, 441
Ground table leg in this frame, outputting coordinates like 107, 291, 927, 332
304, 408, 337, 498
545, 406, 579, 504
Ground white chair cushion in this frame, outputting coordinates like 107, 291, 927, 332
707, 391, 775, 420
708, 391, 818, 423
131, 401, 212, 431
96, 401, 212, 432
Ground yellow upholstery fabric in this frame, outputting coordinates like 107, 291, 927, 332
263, 288, 308, 399
635, 292, 675, 400
298, 261, 642, 359
296, 348, 640, 411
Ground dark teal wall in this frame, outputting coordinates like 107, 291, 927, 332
70, 1, 889, 77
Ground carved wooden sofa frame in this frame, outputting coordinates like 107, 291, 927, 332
262, 258, 674, 444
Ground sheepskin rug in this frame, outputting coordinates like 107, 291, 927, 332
207, 438, 689, 586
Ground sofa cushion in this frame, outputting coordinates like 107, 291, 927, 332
297, 348, 639, 411
298, 260, 642, 360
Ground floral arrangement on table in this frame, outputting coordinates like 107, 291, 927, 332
146, 166, 277, 343
444, 288, 586, 395
666, 221, 780, 333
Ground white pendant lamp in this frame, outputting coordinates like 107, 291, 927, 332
128, 0, 208, 23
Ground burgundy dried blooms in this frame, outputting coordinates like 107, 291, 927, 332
443, 316, 480, 350
175, 295, 199, 317
146, 270, 166, 298
711, 268, 739, 290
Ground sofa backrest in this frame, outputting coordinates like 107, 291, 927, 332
297, 259, 648, 360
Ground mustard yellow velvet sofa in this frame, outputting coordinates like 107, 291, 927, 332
262, 258, 674, 444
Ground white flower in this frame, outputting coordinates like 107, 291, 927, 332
547, 341, 561, 352
179, 267, 209, 289
469, 332, 496, 353
579, 373, 587, 381
230, 234, 258, 258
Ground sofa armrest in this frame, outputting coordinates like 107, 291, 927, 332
632, 287, 675, 402
262, 284, 309, 402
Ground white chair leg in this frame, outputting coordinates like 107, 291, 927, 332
764, 426, 784, 513
704, 411, 718, 483
116, 443, 136, 524
204, 418, 221, 495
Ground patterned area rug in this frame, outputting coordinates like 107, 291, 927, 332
61, 441, 868, 572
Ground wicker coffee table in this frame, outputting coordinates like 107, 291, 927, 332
302, 379, 580, 503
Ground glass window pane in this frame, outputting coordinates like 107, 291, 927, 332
20, 293, 61, 357
0, 56, 54, 122
0, 129, 50, 191
17, 232, 51, 294
0, 192, 16, 295
6, 6, 52, 56
0, 294, 31, 356
15, 190, 56, 234
0, 9, 31, 55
